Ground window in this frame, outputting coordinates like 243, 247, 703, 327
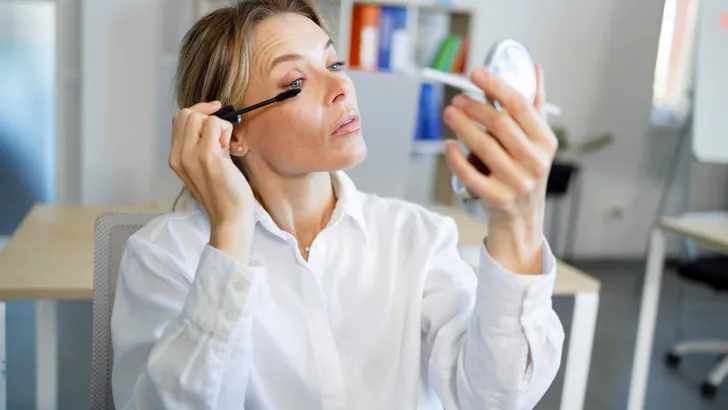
0, 2, 56, 234
651, 0, 700, 126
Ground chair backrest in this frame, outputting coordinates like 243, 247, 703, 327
91, 212, 161, 410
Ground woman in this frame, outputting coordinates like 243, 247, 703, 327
111, 0, 564, 409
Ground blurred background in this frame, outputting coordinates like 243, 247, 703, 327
1, 0, 727, 409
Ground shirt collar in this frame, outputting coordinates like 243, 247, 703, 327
253, 171, 369, 244
330, 171, 368, 243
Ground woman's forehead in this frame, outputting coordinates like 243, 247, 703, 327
252, 13, 329, 70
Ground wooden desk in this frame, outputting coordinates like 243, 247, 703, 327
0, 205, 155, 300
628, 213, 728, 410
0, 204, 156, 410
0, 204, 603, 298
0, 203, 600, 410
660, 213, 728, 250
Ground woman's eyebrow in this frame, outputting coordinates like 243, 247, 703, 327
268, 38, 334, 71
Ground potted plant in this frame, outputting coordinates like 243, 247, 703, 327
546, 125, 613, 196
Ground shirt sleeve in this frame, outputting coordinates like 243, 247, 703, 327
111, 233, 264, 410
421, 216, 565, 410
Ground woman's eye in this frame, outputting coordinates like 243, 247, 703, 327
329, 60, 346, 72
288, 78, 303, 89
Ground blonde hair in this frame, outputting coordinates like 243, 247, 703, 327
172, 0, 328, 210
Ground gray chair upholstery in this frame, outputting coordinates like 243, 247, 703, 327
91, 212, 161, 410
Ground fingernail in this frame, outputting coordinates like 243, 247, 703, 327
211, 100, 221, 106
444, 106, 457, 121
444, 140, 458, 152
472, 68, 487, 83
451, 95, 466, 108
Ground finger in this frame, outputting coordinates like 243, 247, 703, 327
471, 68, 550, 146
532, 65, 558, 151
534, 64, 546, 115
197, 116, 234, 209
219, 118, 234, 150
182, 111, 206, 152
200, 115, 233, 155
189, 100, 223, 116
171, 105, 220, 204
444, 105, 536, 194
444, 141, 516, 208
180, 111, 206, 191
179, 101, 224, 171
170, 103, 218, 169
451, 94, 550, 178
170, 109, 195, 176
169, 116, 199, 200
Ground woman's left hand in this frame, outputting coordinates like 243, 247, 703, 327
443, 65, 557, 274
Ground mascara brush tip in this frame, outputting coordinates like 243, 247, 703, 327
277, 88, 302, 101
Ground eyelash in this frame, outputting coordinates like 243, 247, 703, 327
329, 60, 346, 72
287, 60, 347, 90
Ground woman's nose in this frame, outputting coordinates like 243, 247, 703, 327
326, 74, 352, 106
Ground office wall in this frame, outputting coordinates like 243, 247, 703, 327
75, 0, 195, 209
56, 0, 82, 204
75, 0, 728, 253
80, 0, 159, 205
471, 0, 728, 258
154, 0, 198, 210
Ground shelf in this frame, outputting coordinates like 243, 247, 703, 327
411, 139, 447, 154
349, 67, 469, 81
350, 0, 476, 13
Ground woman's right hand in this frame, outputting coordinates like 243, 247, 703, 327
169, 101, 256, 231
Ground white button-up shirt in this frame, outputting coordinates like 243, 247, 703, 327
111, 171, 564, 410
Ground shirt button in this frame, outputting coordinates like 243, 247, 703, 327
225, 311, 237, 321
232, 280, 245, 292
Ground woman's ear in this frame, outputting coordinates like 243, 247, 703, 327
229, 127, 249, 157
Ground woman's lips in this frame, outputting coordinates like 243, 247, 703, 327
332, 112, 361, 137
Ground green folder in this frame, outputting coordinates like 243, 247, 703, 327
430, 35, 462, 72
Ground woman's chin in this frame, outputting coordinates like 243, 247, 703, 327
326, 136, 367, 171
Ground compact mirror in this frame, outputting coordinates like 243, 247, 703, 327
451, 38, 538, 202
483, 39, 538, 110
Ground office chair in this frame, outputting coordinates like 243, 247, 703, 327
90, 213, 161, 410
665, 254, 728, 398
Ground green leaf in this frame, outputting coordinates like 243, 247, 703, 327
576, 133, 613, 155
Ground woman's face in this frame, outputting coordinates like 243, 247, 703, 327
235, 12, 367, 176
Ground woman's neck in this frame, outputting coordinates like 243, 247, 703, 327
248, 169, 336, 248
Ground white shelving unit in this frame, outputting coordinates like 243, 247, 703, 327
327, 0, 478, 74
322, 0, 480, 204
351, 0, 475, 10
331, 0, 477, 66
411, 139, 446, 154
194, 0, 480, 77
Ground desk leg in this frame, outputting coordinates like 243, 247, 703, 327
560, 292, 599, 410
627, 228, 666, 410
36, 301, 57, 410
1, 301, 6, 410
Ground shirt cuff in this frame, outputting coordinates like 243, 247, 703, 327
182, 244, 264, 337
474, 237, 557, 330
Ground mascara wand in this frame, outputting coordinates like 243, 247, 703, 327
213, 88, 302, 125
